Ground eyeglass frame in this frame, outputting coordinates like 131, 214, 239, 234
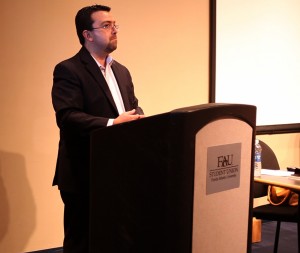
91, 23, 119, 31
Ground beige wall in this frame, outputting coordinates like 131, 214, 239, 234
0, 0, 209, 252
0, 0, 299, 252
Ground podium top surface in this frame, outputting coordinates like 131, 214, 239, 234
171, 103, 256, 114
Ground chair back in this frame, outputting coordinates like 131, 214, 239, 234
260, 140, 280, 170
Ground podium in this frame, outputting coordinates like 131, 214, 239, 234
90, 103, 256, 253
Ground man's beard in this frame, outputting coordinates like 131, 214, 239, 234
105, 39, 117, 53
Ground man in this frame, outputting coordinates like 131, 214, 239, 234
51, 4, 144, 253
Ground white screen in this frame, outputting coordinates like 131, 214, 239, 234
215, 0, 300, 126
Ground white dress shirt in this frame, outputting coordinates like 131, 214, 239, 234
91, 55, 125, 126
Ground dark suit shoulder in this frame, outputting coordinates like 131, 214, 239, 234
54, 47, 95, 71
112, 59, 129, 71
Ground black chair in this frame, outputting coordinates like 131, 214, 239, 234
253, 140, 299, 253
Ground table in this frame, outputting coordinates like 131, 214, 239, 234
255, 174, 300, 192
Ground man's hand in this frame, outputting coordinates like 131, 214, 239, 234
113, 109, 145, 125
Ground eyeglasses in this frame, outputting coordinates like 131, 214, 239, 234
92, 23, 119, 31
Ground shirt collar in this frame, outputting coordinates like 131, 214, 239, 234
91, 54, 114, 69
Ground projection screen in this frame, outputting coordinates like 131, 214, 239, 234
211, 0, 300, 134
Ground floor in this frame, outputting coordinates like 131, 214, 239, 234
252, 221, 297, 253
26, 221, 297, 253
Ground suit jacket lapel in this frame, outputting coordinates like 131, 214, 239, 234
78, 47, 119, 114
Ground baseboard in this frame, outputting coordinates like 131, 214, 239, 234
25, 247, 63, 253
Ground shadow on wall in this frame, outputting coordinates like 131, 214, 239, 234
0, 150, 36, 253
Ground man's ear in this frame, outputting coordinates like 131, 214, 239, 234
82, 30, 93, 42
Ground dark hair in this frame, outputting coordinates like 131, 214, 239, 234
75, 4, 111, 45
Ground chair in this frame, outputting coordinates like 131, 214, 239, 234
253, 140, 299, 253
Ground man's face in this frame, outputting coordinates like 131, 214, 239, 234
89, 11, 118, 54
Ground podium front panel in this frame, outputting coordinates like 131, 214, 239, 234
192, 118, 253, 253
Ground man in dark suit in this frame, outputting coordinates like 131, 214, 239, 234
51, 4, 144, 253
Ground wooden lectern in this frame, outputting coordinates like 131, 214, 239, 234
90, 103, 256, 253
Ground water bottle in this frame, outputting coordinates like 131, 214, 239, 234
254, 139, 262, 177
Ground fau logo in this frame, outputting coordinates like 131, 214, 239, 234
217, 154, 233, 167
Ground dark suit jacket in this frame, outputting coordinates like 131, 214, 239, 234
52, 47, 143, 193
